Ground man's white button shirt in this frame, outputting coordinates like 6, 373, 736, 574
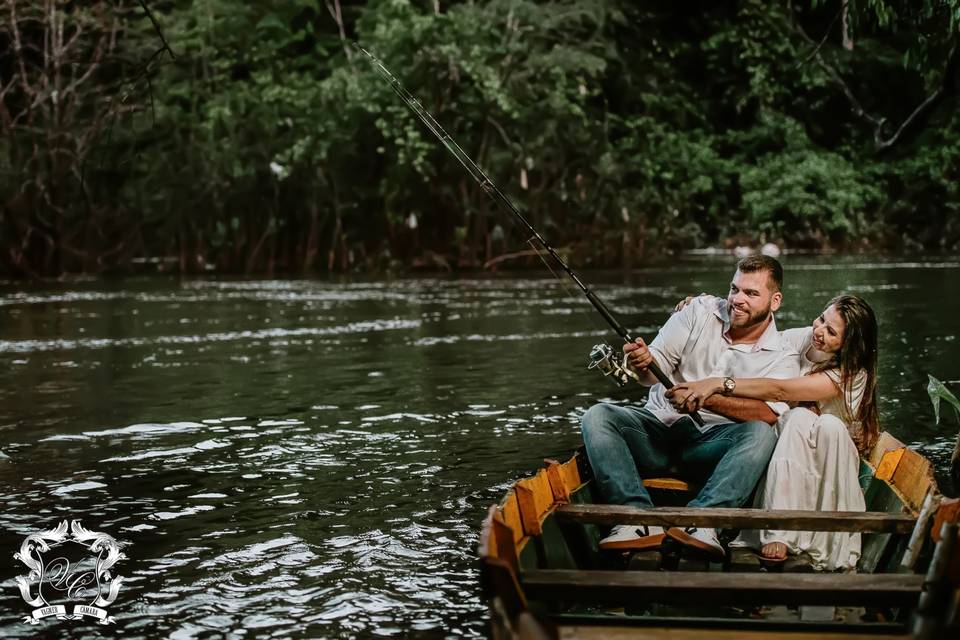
644, 296, 801, 430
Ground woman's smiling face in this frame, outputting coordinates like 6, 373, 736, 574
811, 304, 846, 354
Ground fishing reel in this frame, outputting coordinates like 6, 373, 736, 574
588, 343, 641, 387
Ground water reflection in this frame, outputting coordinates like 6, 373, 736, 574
1, 260, 959, 637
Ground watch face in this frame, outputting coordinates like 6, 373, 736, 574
724, 378, 735, 393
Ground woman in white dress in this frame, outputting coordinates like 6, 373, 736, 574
669, 294, 880, 570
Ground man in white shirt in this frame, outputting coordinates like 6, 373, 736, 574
580, 255, 800, 559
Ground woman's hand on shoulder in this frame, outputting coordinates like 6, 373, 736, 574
672, 293, 712, 313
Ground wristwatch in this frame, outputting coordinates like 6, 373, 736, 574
722, 377, 736, 396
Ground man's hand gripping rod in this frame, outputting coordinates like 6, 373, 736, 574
357, 44, 703, 427
583, 312, 705, 427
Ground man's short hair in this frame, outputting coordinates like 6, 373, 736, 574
736, 255, 783, 292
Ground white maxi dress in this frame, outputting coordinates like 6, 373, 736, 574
733, 327, 868, 571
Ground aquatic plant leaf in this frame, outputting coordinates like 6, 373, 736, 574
927, 375, 960, 425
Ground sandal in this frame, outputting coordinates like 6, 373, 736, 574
757, 541, 789, 569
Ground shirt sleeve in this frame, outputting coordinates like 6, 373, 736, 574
780, 327, 812, 354
647, 297, 704, 379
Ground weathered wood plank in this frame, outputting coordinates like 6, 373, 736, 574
643, 477, 694, 491
560, 456, 584, 492
545, 456, 586, 504
523, 570, 923, 607
555, 504, 915, 533
890, 448, 935, 513
557, 624, 910, 640
545, 459, 571, 503
516, 469, 555, 536
478, 505, 497, 559
875, 448, 906, 483
498, 490, 525, 545
478, 507, 528, 619
932, 497, 960, 543
492, 513, 520, 576
899, 490, 940, 570
868, 431, 906, 469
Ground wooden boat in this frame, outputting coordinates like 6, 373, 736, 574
478, 431, 960, 639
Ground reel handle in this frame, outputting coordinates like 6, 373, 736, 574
588, 343, 705, 427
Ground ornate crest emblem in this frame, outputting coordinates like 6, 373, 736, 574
14, 520, 125, 625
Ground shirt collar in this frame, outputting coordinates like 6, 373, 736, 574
715, 299, 781, 352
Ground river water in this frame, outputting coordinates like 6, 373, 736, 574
1, 257, 959, 638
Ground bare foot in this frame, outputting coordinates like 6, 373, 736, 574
761, 541, 788, 560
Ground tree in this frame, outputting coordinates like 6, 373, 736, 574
0, 0, 173, 276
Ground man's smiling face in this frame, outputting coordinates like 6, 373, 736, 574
726, 269, 782, 330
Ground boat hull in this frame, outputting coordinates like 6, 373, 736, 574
479, 432, 960, 639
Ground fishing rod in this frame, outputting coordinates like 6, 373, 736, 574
357, 44, 703, 426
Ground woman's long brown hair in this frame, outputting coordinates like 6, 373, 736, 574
816, 295, 880, 454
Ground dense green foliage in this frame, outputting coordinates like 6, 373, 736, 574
1, 0, 958, 276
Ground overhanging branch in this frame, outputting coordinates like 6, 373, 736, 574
138, 0, 175, 60
873, 41, 958, 153
792, 6, 959, 154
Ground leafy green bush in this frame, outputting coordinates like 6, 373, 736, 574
2, 0, 958, 275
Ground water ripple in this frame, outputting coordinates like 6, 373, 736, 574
1, 266, 957, 638
0, 319, 420, 354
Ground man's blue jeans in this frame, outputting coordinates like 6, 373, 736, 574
581, 403, 778, 509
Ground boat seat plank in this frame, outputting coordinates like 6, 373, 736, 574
555, 504, 915, 533
557, 624, 910, 640
523, 570, 923, 607
643, 477, 696, 491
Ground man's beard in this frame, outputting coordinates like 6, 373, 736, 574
730, 304, 771, 329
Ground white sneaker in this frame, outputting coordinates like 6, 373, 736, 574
599, 524, 665, 551
666, 526, 725, 559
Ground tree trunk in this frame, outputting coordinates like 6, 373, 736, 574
328, 214, 342, 271
303, 203, 320, 274
179, 226, 188, 274
841, 0, 854, 51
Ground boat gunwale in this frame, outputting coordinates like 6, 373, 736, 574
478, 430, 960, 637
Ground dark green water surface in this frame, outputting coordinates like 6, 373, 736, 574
1, 257, 959, 638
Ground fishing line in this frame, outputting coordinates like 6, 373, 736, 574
357, 44, 702, 425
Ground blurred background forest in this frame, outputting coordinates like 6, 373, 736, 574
1, 0, 958, 277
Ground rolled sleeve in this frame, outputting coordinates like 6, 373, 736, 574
766, 400, 791, 416
647, 301, 700, 379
